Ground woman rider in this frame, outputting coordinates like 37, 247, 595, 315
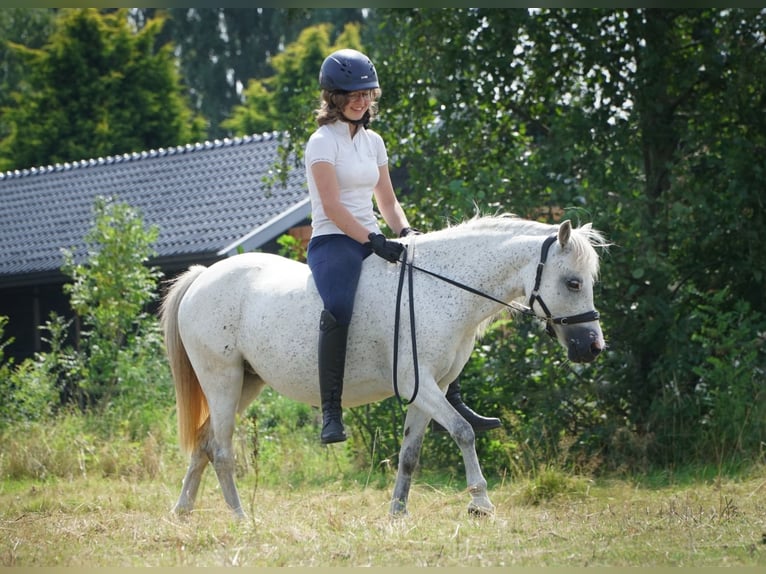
305, 48, 501, 444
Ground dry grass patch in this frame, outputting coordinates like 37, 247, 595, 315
3, 469, 766, 566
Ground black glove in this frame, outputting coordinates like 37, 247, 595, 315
399, 227, 422, 237
366, 233, 404, 263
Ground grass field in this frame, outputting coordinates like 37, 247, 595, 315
2, 463, 766, 566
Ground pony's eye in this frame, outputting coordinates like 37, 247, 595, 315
566, 279, 582, 291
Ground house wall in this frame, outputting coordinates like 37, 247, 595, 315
0, 283, 71, 364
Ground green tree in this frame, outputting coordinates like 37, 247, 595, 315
221, 21, 366, 190
0, 9, 55, 140
222, 22, 364, 143
0, 8, 204, 171
135, 8, 363, 138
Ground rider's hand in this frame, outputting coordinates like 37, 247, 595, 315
366, 233, 404, 263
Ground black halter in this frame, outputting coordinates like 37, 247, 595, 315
525, 234, 601, 337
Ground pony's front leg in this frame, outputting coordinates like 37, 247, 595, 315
431, 395, 495, 516
390, 406, 430, 517
451, 428, 494, 517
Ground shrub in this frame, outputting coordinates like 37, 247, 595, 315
61, 196, 164, 410
0, 316, 58, 431
647, 289, 766, 468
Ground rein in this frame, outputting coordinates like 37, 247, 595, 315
392, 245, 419, 404
391, 233, 600, 404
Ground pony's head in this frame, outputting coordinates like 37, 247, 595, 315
524, 219, 607, 363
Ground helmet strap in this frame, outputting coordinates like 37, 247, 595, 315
340, 111, 370, 128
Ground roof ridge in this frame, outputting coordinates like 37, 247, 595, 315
0, 130, 284, 181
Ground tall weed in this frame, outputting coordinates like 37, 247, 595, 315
0, 408, 180, 481
235, 388, 357, 487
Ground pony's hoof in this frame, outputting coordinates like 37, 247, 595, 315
467, 502, 495, 517
172, 504, 192, 517
389, 499, 409, 517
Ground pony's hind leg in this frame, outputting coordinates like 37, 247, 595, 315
206, 365, 248, 519
239, 369, 266, 413
172, 378, 250, 519
183, 354, 248, 519
173, 418, 212, 515
390, 407, 430, 516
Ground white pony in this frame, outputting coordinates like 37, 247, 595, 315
160, 215, 607, 518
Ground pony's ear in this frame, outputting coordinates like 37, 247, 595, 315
558, 219, 572, 247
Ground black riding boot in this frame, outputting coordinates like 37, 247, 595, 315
433, 378, 502, 433
318, 309, 349, 444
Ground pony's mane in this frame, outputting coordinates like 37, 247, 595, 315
455, 212, 554, 236
448, 213, 608, 278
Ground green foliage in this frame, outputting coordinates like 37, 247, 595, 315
520, 466, 590, 505
222, 21, 366, 175
63, 198, 160, 342
59, 197, 167, 414
238, 388, 356, 488
0, 9, 55, 140
0, 315, 65, 431
0, 317, 13, 378
144, 8, 364, 139
276, 233, 307, 262
223, 21, 373, 193
222, 22, 330, 137
367, 8, 766, 475
1, 195, 175, 474
0, 408, 179, 481
647, 290, 766, 467
0, 8, 204, 171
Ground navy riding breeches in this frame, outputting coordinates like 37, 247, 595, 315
307, 234, 372, 326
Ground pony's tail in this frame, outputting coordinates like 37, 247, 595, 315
160, 266, 210, 454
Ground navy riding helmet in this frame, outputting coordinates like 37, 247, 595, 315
319, 49, 379, 92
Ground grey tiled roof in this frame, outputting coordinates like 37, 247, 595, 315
0, 132, 309, 285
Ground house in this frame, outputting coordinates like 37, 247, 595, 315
0, 132, 311, 363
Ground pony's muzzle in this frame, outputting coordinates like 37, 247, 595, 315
563, 325, 605, 363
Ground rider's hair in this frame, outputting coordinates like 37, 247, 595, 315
315, 88, 381, 127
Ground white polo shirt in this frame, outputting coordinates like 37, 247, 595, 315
305, 121, 388, 238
